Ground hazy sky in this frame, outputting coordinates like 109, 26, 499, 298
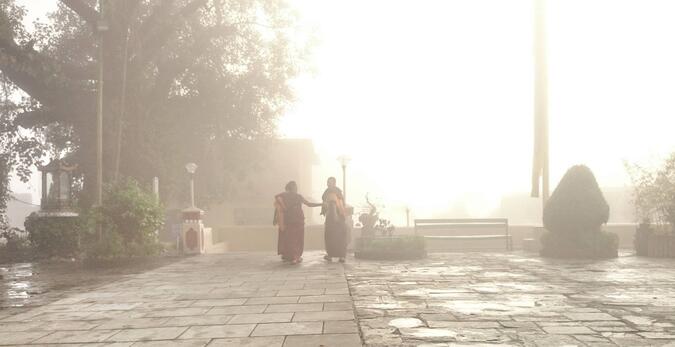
280, 0, 675, 216
12, 0, 675, 218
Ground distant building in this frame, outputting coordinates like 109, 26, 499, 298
204, 139, 318, 226
6, 193, 39, 229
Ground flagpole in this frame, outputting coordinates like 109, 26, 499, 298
534, 0, 550, 205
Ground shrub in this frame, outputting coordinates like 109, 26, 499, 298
0, 227, 33, 263
25, 214, 81, 258
82, 178, 164, 260
543, 165, 609, 234
626, 153, 675, 230
541, 165, 617, 258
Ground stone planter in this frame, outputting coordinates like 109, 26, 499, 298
354, 236, 427, 260
634, 226, 650, 256
646, 233, 675, 258
634, 224, 675, 258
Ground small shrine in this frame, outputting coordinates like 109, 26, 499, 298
37, 158, 78, 217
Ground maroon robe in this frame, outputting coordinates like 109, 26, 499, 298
274, 192, 306, 260
322, 189, 348, 258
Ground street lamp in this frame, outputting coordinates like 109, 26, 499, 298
337, 155, 351, 203
95, 1, 108, 240
185, 162, 198, 207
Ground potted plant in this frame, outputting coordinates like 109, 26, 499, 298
353, 195, 426, 260
627, 153, 675, 257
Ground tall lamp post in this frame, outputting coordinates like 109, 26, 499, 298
337, 155, 351, 203
95, 1, 108, 239
185, 163, 198, 207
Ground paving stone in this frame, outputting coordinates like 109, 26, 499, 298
144, 308, 211, 318
207, 305, 267, 315
265, 303, 323, 313
323, 320, 359, 334
131, 339, 209, 346
137, 301, 196, 310
283, 333, 362, 347
228, 312, 293, 324
298, 295, 351, 303
324, 302, 353, 311
427, 320, 500, 329
190, 299, 247, 307
108, 327, 188, 342
0, 321, 42, 332
388, 317, 425, 328
95, 318, 171, 330
88, 303, 142, 311
0, 331, 52, 345
276, 289, 325, 296
565, 312, 619, 321
29, 311, 96, 321
542, 326, 596, 334
207, 336, 285, 347
292, 310, 354, 322
251, 322, 323, 336
163, 315, 233, 327
179, 324, 256, 339
245, 296, 299, 305
33, 329, 120, 344
638, 332, 675, 339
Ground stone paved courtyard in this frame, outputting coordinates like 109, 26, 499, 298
0, 251, 674, 346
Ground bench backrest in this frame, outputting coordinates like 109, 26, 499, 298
414, 218, 508, 235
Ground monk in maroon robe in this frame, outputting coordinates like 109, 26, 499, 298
321, 177, 349, 263
274, 181, 322, 264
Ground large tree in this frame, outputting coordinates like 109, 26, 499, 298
0, 0, 308, 207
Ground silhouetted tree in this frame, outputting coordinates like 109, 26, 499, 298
0, 0, 309, 206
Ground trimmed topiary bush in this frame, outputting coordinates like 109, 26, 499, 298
541, 165, 618, 258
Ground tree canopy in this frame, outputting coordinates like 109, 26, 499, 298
0, 0, 310, 207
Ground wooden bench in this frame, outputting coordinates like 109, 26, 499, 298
414, 218, 512, 251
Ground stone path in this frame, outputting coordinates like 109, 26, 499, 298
0, 252, 360, 346
2, 251, 675, 346
347, 252, 675, 346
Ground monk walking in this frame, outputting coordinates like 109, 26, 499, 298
274, 181, 322, 264
321, 177, 349, 263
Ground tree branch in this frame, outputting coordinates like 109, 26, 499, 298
0, 36, 62, 105
135, 0, 208, 67
60, 0, 100, 26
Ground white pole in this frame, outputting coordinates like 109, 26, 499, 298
190, 176, 195, 207
535, 0, 550, 204
153, 177, 159, 202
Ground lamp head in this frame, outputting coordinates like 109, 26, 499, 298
185, 162, 198, 174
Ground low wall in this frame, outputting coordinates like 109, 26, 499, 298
211, 224, 637, 252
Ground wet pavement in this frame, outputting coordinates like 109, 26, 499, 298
347, 252, 675, 346
0, 251, 674, 346
0, 258, 179, 309
0, 252, 357, 346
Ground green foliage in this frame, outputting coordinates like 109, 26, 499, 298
0, 227, 33, 263
82, 178, 164, 260
355, 236, 427, 260
626, 153, 675, 231
0, 0, 312, 207
543, 165, 609, 234
541, 165, 616, 258
25, 214, 81, 258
